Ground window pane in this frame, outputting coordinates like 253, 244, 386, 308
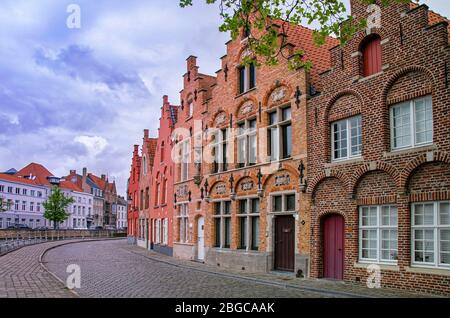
439, 202, 450, 225
214, 218, 221, 247
238, 123, 245, 135
238, 137, 246, 166
239, 67, 246, 94
239, 217, 247, 249
350, 116, 362, 156
361, 207, 377, 226
214, 202, 221, 215
414, 96, 433, 145
224, 218, 231, 248
224, 201, 231, 215
248, 119, 257, 131
251, 198, 260, 214
269, 112, 277, 125
361, 229, 377, 259
249, 134, 257, 165
251, 216, 260, 251
249, 63, 256, 89
282, 107, 291, 121
273, 196, 282, 212
282, 124, 292, 159
239, 200, 247, 214
381, 206, 398, 226
285, 194, 296, 211
333, 121, 347, 159
269, 127, 278, 160
381, 229, 398, 261
414, 229, 435, 263
392, 103, 411, 149
440, 230, 450, 265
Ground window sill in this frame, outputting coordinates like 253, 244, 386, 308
185, 116, 193, 122
405, 266, 450, 276
354, 262, 399, 271
174, 241, 194, 246
383, 144, 436, 158
235, 87, 257, 99
325, 157, 364, 168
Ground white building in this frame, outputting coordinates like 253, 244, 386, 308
0, 173, 49, 229
57, 182, 94, 230
115, 196, 128, 230
0, 163, 94, 230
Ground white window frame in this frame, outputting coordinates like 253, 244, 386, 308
180, 139, 190, 181
212, 128, 229, 173
270, 192, 297, 214
267, 106, 292, 162
163, 218, 168, 245
411, 201, 450, 269
390, 95, 433, 151
359, 205, 398, 264
178, 203, 189, 243
237, 118, 257, 167
213, 200, 232, 248
237, 197, 260, 251
238, 63, 256, 94
331, 115, 362, 162
188, 101, 194, 118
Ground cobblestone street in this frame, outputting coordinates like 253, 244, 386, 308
41, 239, 434, 298
0, 239, 440, 298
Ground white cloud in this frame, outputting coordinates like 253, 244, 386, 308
74, 135, 108, 157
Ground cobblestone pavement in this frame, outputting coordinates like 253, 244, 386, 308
0, 240, 80, 298
42, 239, 436, 298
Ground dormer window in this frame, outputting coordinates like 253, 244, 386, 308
238, 62, 256, 94
361, 34, 382, 77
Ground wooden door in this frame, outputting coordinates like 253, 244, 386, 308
274, 216, 295, 272
323, 214, 345, 280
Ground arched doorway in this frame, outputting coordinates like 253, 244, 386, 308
322, 214, 345, 280
197, 216, 205, 261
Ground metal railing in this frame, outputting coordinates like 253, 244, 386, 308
0, 229, 127, 256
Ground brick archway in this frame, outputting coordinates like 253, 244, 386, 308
349, 161, 401, 196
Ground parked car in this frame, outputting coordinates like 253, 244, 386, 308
91, 226, 103, 230
35, 226, 50, 231
6, 224, 30, 230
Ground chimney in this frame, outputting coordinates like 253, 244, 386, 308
163, 95, 169, 105
70, 170, 76, 175
101, 174, 106, 181
82, 167, 87, 178
82, 167, 87, 191
186, 55, 197, 71
144, 129, 149, 139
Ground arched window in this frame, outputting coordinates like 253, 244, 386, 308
361, 35, 382, 77
187, 100, 193, 118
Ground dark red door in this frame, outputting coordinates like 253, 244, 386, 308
275, 216, 295, 272
323, 214, 345, 280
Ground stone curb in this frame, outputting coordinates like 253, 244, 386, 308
38, 238, 126, 298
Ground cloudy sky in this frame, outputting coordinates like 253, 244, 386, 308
0, 1, 447, 196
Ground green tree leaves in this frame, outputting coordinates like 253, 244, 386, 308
180, 0, 412, 69
43, 186, 75, 229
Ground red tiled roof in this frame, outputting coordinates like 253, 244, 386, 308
59, 180, 83, 192
88, 173, 107, 189
410, 3, 450, 43
15, 163, 54, 187
0, 173, 40, 186
274, 20, 339, 89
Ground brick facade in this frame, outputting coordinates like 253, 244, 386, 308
307, 0, 450, 295
171, 21, 337, 275
127, 144, 141, 242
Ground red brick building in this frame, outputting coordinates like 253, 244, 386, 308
307, 0, 450, 294
136, 129, 157, 249
172, 21, 337, 275
148, 96, 178, 256
173, 56, 216, 261
127, 144, 141, 242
